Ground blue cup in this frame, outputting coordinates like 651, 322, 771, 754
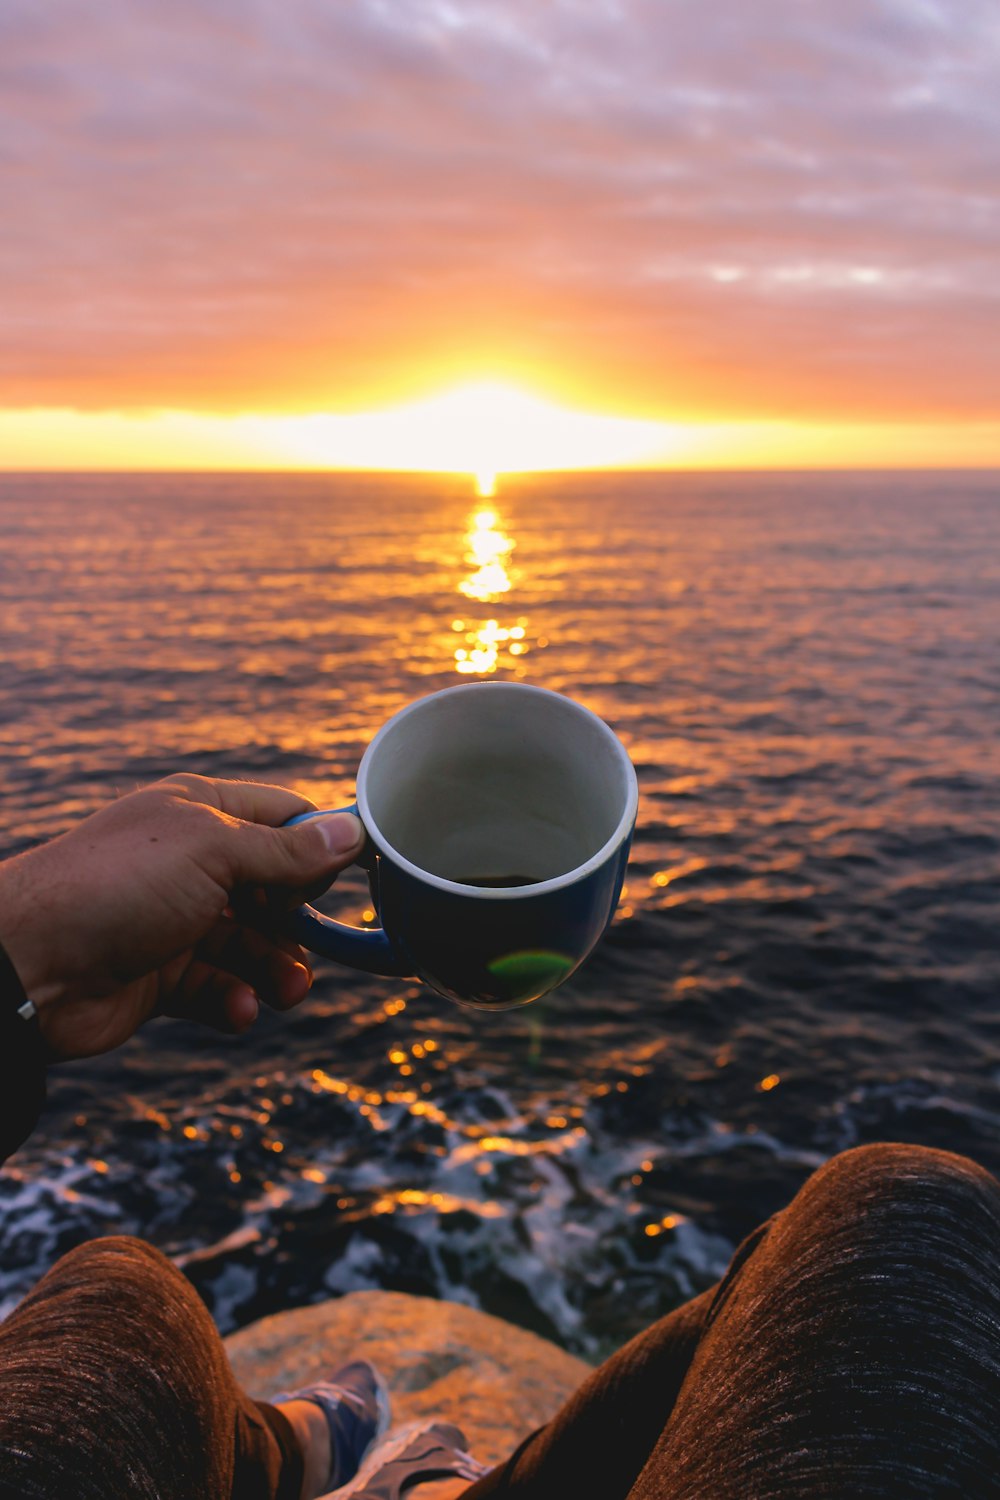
285, 682, 638, 1010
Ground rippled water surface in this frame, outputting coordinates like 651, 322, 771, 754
1, 471, 998, 1355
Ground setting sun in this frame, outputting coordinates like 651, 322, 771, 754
4, 393, 1000, 472
251, 382, 680, 477
0, 382, 681, 475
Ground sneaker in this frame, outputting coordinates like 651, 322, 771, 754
330, 1420, 490, 1499
272, 1358, 392, 1491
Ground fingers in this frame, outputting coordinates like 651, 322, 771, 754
230, 869, 342, 920
154, 774, 366, 899
195, 917, 313, 1011
161, 918, 315, 1035
222, 810, 366, 890
165, 961, 261, 1035
159, 773, 317, 828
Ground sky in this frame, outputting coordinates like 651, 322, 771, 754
3, 0, 1000, 469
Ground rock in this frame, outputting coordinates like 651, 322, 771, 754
225, 1290, 593, 1469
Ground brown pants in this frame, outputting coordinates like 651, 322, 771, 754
0, 1235, 302, 1500
1, 1143, 998, 1498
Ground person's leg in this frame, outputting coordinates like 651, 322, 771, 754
0, 1235, 303, 1500
641, 1140, 1000, 1494
463, 1144, 1000, 1500
631, 1142, 1000, 1497
460, 1280, 723, 1499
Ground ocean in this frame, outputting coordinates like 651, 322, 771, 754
0, 469, 998, 1357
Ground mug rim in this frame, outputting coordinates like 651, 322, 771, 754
355, 681, 638, 901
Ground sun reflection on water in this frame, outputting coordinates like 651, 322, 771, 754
453, 499, 533, 675
459, 508, 514, 604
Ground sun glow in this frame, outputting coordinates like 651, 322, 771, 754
261, 382, 676, 477
5, 396, 999, 471
0, 383, 682, 475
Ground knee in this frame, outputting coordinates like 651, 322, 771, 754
817, 1141, 992, 1191
3, 1234, 211, 1357
57, 1233, 174, 1275
800, 1142, 1000, 1237
46, 1234, 189, 1305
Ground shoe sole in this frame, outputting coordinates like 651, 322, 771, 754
330, 1419, 484, 1499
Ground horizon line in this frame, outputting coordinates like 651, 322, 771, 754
1, 463, 999, 477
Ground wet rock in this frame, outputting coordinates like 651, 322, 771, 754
224, 1288, 593, 1469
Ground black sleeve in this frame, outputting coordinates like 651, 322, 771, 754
0, 941, 46, 1164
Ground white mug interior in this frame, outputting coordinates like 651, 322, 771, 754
357, 683, 636, 890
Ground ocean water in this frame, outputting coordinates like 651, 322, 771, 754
0, 469, 998, 1357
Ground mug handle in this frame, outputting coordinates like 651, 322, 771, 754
282, 808, 413, 977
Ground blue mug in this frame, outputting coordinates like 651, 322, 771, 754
285, 682, 638, 1010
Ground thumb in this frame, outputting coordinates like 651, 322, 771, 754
226, 811, 366, 889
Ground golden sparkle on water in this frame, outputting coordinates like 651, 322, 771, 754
453, 501, 529, 675
459, 509, 514, 603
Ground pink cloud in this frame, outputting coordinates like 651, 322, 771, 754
2, 0, 1000, 418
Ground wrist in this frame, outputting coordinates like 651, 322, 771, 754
0, 938, 36, 1023
0, 856, 63, 1016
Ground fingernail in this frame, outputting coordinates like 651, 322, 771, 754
235, 990, 259, 1030
314, 812, 365, 855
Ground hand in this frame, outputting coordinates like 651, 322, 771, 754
0, 774, 365, 1062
